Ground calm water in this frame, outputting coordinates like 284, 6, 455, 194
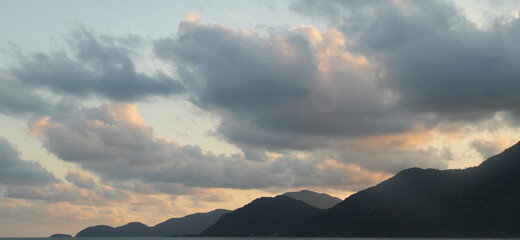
0, 238, 505, 240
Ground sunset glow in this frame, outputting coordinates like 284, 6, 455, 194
1, 0, 520, 237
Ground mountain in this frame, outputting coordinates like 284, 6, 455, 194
201, 195, 320, 236
283, 189, 342, 209
76, 225, 119, 237
75, 209, 230, 237
154, 209, 230, 236
49, 234, 72, 238
77, 141, 520, 237
76, 222, 154, 237
201, 141, 520, 237
291, 141, 520, 237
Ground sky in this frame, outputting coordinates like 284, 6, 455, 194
1, 0, 520, 237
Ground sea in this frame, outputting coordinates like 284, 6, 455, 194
0, 238, 508, 240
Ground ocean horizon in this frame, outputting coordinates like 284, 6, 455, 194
0, 238, 505, 240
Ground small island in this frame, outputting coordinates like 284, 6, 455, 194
50, 234, 73, 238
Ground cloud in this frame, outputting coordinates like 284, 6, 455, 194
154, 18, 420, 153
9, 26, 184, 101
0, 200, 117, 237
471, 138, 501, 159
0, 192, 179, 237
30, 102, 388, 191
340, 142, 451, 173
185, 12, 201, 23
0, 137, 58, 186
291, 0, 520, 123
0, 69, 51, 117
153, 13, 510, 173
470, 136, 513, 159
66, 171, 97, 189
2, 183, 130, 204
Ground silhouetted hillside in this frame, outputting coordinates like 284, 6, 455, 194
292, 141, 520, 237
154, 209, 230, 236
283, 189, 342, 209
200, 141, 520, 237
76, 222, 154, 237
75, 209, 230, 237
49, 234, 72, 238
77, 141, 520, 238
201, 195, 320, 236
76, 225, 118, 237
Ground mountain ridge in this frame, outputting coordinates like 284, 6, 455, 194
75, 209, 230, 237
283, 189, 342, 209
289, 140, 520, 237
202, 140, 520, 237
76, 140, 520, 238
201, 195, 320, 236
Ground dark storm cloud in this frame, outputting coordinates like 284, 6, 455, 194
11, 27, 184, 101
154, 20, 417, 152
291, 0, 520, 123
0, 137, 58, 186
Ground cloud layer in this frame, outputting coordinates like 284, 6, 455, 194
0, 27, 184, 119
154, 18, 420, 154
291, 0, 520, 122
150, 1, 520, 170
0, 137, 58, 186
17, 27, 184, 101
30, 103, 389, 191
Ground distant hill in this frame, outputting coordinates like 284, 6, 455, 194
75, 225, 118, 237
201, 195, 320, 236
283, 189, 341, 209
291, 141, 520, 237
75, 209, 230, 237
49, 234, 72, 238
75, 222, 154, 237
154, 209, 230, 236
